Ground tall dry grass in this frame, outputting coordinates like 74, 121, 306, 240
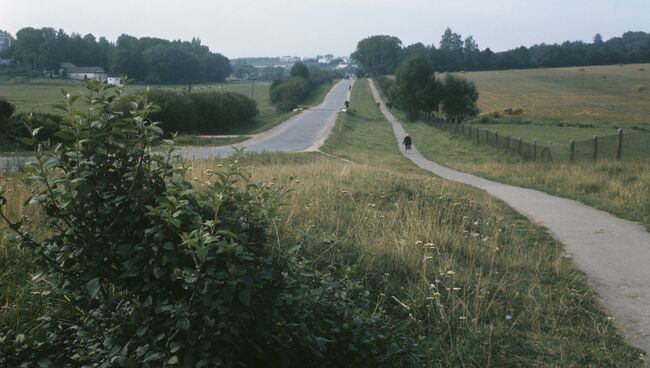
186, 155, 643, 366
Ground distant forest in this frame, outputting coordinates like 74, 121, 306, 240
353, 29, 650, 75
0, 27, 232, 83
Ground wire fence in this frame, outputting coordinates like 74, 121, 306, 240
430, 120, 650, 162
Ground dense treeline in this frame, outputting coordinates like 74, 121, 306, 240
269, 62, 338, 111
354, 30, 650, 75
147, 90, 258, 134
3, 27, 232, 83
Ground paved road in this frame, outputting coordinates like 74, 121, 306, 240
0, 79, 353, 169
177, 79, 352, 159
368, 78, 650, 356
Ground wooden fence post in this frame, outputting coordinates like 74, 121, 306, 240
495, 131, 499, 146
533, 139, 537, 161
476, 128, 480, 143
506, 134, 511, 150
569, 139, 575, 162
518, 138, 522, 155
485, 130, 489, 144
593, 135, 598, 160
547, 141, 552, 161
616, 128, 623, 160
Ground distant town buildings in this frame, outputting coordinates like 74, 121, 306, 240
317, 54, 335, 64
279, 56, 301, 63
0, 31, 12, 52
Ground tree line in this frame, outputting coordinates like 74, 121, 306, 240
353, 30, 650, 75
2, 27, 232, 83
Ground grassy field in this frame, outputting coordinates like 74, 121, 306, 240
399, 112, 650, 232
463, 63, 650, 126
0, 79, 644, 366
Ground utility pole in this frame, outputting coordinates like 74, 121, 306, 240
251, 78, 255, 99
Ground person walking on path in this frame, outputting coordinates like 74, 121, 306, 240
402, 134, 412, 153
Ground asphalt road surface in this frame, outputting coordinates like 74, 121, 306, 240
178, 78, 352, 160
0, 79, 353, 170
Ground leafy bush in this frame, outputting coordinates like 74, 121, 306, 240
269, 76, 311, 111
0, 80, 409, 367
0, 97, 15, 119
189, 91, 257, 133
0, 99, 61, 150
147, 90, 258, 135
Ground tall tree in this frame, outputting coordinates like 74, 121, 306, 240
14, 27, 43, 71
394, 56, 441, 120
352, 35, 403, 75
290, 62, 309, 79
440, 74, 479, 123
439, 28, 463, 51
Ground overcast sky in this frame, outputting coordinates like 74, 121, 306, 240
1, 0, 649, 58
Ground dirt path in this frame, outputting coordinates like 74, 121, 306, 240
368, 78, 650, 355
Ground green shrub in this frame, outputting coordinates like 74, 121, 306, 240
0, 80, 410, 367
189, 91, 257, 133
269, 76, 311, 111
148, 89, 198, 133
0, 108, 62, 151
147, 90, 257, 135
0, 97, 15, 119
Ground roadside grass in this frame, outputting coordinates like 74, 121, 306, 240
320, 79, 408, 170
390, 100, 650, 232
0, 79, 643, 366
462, 63, 650, 126
172, 135, 248, 147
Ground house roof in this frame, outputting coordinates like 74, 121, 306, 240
69, 66, 106, 74
60, 63, 106, 74
0, 31, 10, 38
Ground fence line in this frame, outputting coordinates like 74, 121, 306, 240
428, 120, 650, 162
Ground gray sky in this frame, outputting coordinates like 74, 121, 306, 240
1, 0, 649, 58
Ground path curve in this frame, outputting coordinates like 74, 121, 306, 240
368, 78, 650, 355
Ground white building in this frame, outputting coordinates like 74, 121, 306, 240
60, 63, 108, 81
0, 31, 12, 52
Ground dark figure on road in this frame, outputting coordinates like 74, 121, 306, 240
376, 102, 381, 108
344, 100, 350, 109
403, 134, 412, 153
387, 102, 392, 109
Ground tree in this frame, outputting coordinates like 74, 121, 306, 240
394, 56, 441, 120
440, 74, 479, 123
593, 33, 604, 45
351, 35, 403, 75
439, 28, 463, 51
290, 61, 309, 79
39, 28, 60, 77
14, 27, 43, 71
143, 44, 205, 83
